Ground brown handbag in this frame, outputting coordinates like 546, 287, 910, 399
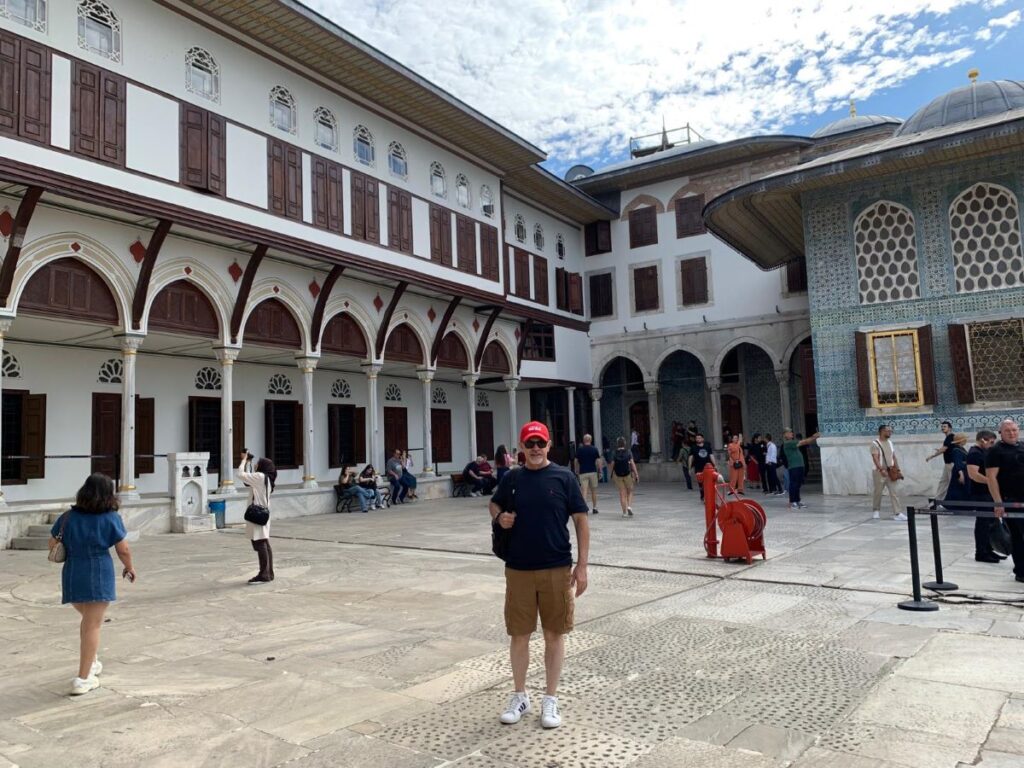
48, 511, 70, 563
886, 466, 903, 482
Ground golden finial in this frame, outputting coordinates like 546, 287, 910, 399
968, 68, 980, 83
849, 99, 857, 117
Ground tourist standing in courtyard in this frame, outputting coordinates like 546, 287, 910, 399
49, 473, 135, 695
727, 433, 746, 496
490, 421, 589, 729
966, 430, 1001, 563
763, 433, 781, 495
573, 433, 603, 514
611, 436, 640, 517
689, 433, 715, 501
782, 429, 819, 509
986, 419, 1024, 583
870, 425, 904, 520
238, 451, 277, 582
926, 421, 955, 500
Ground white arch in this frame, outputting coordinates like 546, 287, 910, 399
10, 232, 133, 329
141, 259, 232, 344
711, 336, 779, 375
593, 350, 653, 388
238, 279, 312, 353
652, 345, 709, 379
381, 307, 431, 366
317, 293, 375, 359
782, 331, 814, 373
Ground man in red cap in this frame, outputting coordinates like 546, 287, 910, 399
489, 420, 590, 730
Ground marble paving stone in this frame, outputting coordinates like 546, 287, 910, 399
864, 606, 994, 633
972, 751, 1024, 767
358, 636, 498, 683
835, 620, 938, 657
790, 746, 911, 767
997, 699, 1024, 729
630, 737, 786, 768
283, 731, 441, 768
897, 633, 1024, 692
727, 723, 817, 761
676, 711, 753, 746
374, 693, 506, 760
984, 727, 1024, 755
988, 621, 1024, 639
819, 722, 979, 767
400, 667, 506, 703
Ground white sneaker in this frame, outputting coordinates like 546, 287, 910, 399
70, 676, 99, 696
790, 503, 799, 510
627, 507, 634, 517
499, 692, 531, 724
540, 695, 561, 728
893, 512, 908, 522
872, 511, 880, 519
622, 510, 628, 518
90, 659, 103, 677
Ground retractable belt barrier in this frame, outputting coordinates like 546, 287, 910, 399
899, 499, 1024, 612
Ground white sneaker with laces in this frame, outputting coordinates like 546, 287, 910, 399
70, 676, 99, 696
499, 692, 531, 724
540, 695, 561, 728
90, 659, 103, 677
872, 511, 880, 519
893, 512, 908, 522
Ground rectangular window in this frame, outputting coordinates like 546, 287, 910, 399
480, 224, 499, 281
456, 214, 477, 274
180, 104, 226, 196
629, 207, 658, 248
0, 31, 50, 144
350, 169, 380, 243
584, 220, 612, 256
0, 389, 45, 483
514, 249, 531, 298
680, 257, 708, 306
867, 330, 923, 407
556, 267, 568, 311
265, 400, 302, 469
312, 156, 344, 233
431, 409, 452, 463
533, 255, 549, 305
786, 259, 808, 294
966, 319, 1024, 402
71, 60, 124, 166
522, 322, 555, 361
568, 272, 583, 315
267, 137, 302, 220
429, 204, 451, 264
675, 195, 706, 238
589, 272, 613, 317
633, 264, 660, 312
387, 187, 412, 254
327, 403, 365, 467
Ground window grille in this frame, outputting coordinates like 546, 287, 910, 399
331, 379, 351, 398
868, 329, 922, 407
431, 386, 447, 405
480, 185, 494, 217
854, 201, 920, 304
268, 373, 293, 395
353, 125, 374, 166
476, 390, 490, 408
195, 366, 221, 391
388, 141, 408, 179
384, 383, 402, 401
78, 1, 121, 63
455, 173, 470, 208
950, 183, 1024, 293
967, 319, 1024, 402
1, 350, 20, 378
556, 234, 565, 259
1, 0, 47, 32
430, 161, 446, 198
185, 47, 219, 102
97, 358, 123, 384
314, 106, 338, 151
533, 224, 545, 251
514, 214, 526, 243
269, 86, 296, 134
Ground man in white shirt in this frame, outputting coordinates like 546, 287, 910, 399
763, 433, 781, 495
630, 429, 640, 463
871, 424, 905, 521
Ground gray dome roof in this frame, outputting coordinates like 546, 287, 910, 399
896, 79, 1024, 136
812, 114, 901, 138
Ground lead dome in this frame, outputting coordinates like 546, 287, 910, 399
896, 78, 1024, 136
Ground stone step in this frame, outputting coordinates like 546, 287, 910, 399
11, 536, 50, 550
26, 525, 52, 537
47, 511, 65, 524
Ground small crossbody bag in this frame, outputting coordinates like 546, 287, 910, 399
48, 510, 70, 563
874, 440, 903, 481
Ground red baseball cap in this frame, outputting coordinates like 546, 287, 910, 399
519, 421, 550, 444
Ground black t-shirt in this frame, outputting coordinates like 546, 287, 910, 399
942, 433, 955, 464
690, 444, 714, 473
966, 445, 991, 501
464, 461, 480, 479
576, 445, 600, 474
986, 441, 1024, 500
490, 464, 588, 571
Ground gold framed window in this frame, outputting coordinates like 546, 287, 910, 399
868, 329, 923, 407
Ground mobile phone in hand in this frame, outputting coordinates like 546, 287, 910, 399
122, 569, 135, 583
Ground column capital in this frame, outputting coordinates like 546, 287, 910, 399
644, 380, 660, 396
566, 385, 576, 393
774, 368, 789, 385
462, 372, 479, 387
116, 333, 145, 354
362, 362, 383, 378
295, 355, 319, 373
416, 366, 436, 383
503, 376, 520, 392
213, 346, 240, 363
0, 317, 13, 337
589, 387, 603, 402
706, 375, 721, 392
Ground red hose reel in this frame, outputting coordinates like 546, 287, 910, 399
699, 466, 767, 564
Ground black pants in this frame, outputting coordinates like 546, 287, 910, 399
764, 463, 780, 494
1006, 518, 1024, 578
250, 538, 274, 580
756, 459, 767, 491
681, 463, 692, 490
974, 515, 995, 557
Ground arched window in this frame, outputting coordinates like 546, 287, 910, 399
1, 0, 47, 32
556, 233, 565, 259
269, 86, 296, 134
455, 173, 470, 208
388, 141, 408, 179
77, 1, 121, 63
353, 125, 374, 166
514, 214, 526, 243
314, 106, 338, 152
430, 161, 446, 198
533, 224, 545, 251
480, 185, 494, 218
950, 182, 1024, 293
185, 46, 219, 102
853, 201, 920, 304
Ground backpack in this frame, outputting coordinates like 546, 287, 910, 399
613, 450, 631, 477
491, 469, 519, 560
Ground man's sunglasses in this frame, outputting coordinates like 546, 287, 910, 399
524, 438, 548, 449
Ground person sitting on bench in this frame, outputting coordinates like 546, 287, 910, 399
338, 464, 378, 512
357, 464, 384, 509
386, 449, 408, 504
464, 455, 497, 496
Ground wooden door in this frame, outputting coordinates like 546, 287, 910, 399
92, 392, 121, 477
383, 406, 407, 464
431, 409, 452, 463
628, 401, 649, 461
476, 411, 494, 459
799, 342, 817, 415
721, 394, 743, 442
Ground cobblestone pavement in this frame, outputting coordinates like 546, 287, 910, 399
2, 482, 1022, 767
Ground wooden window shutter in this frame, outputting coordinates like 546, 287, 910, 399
180, 104, 208, 189
0, 32, 18, 136
294, 401, 304, 466
569, 273, 584, 314
327, 403, 340, 469
351, 171, 366, 240
232, 400, 245, 458
917, 325, 936, 406
589, 272, 612, 317
285, 144, 302, 221
786, 259, 807, 293
429, 204, 443, 262
534, 255, 549, 305
681, 258, 708, 305
555, 267, 567, 310
313, 158, 343, 232
264, 400, 275, 461
18, 39, 50, 145
457, 215, 476, 273
634, 265, 659, 311
135, 396, 155, 476
480, 225, 499, 280
207, 113, 226, 196
629, 208, 658, 248
948, 323, 975, 404
388, 189, 413, 253
313, 157, 329, 229
365, 177, 380, 243
327, 162, 343, 233
71, 61, 101, 158
354, 407, 366, 463
267, 138, 287, 216
854, 331, 872, 408
675, 195, 706, 238
98, 72, 126, 166
22, 393, 46, 480
596, 220, 611, 252
514, 249, 530, 298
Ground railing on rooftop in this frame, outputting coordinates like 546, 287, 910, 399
629, 123, 706, 159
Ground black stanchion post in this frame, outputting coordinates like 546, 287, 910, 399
898, 506, 939, 612
923, 509, 958, 591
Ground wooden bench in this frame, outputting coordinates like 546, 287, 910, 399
451, 473, 471, 497
334, 484, 390, 513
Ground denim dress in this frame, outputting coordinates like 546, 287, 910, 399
50, 508, 127, 604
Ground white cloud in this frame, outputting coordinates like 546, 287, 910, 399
306, 0, 1017, 170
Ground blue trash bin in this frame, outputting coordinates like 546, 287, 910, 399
209, 499, 226, 529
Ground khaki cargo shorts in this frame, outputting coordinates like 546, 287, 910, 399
612, 473, 634, 490
504, 565, 574, 636
578, 472, 599, 494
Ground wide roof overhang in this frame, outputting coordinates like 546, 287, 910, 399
705, 107, 1024, 270
505, 165, 617, 224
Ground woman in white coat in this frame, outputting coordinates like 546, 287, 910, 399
237, 451, 277, 583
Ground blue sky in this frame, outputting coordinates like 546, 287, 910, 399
311, 1, 1023, 178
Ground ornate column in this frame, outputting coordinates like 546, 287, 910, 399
117, 334, 145, 499
417, 367, 435, 475
504, 376, 520, 446
0, 318, 11, 507
644, 380, 663, 462
776, 368, 792, 432
566, 387, 576, 448
589, 388, 603, 454
363, 362, 383, 467
707, 375, 722, 450
214, 346, 240, 494
297, 355, 319, 489
464, 372, 479, 459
